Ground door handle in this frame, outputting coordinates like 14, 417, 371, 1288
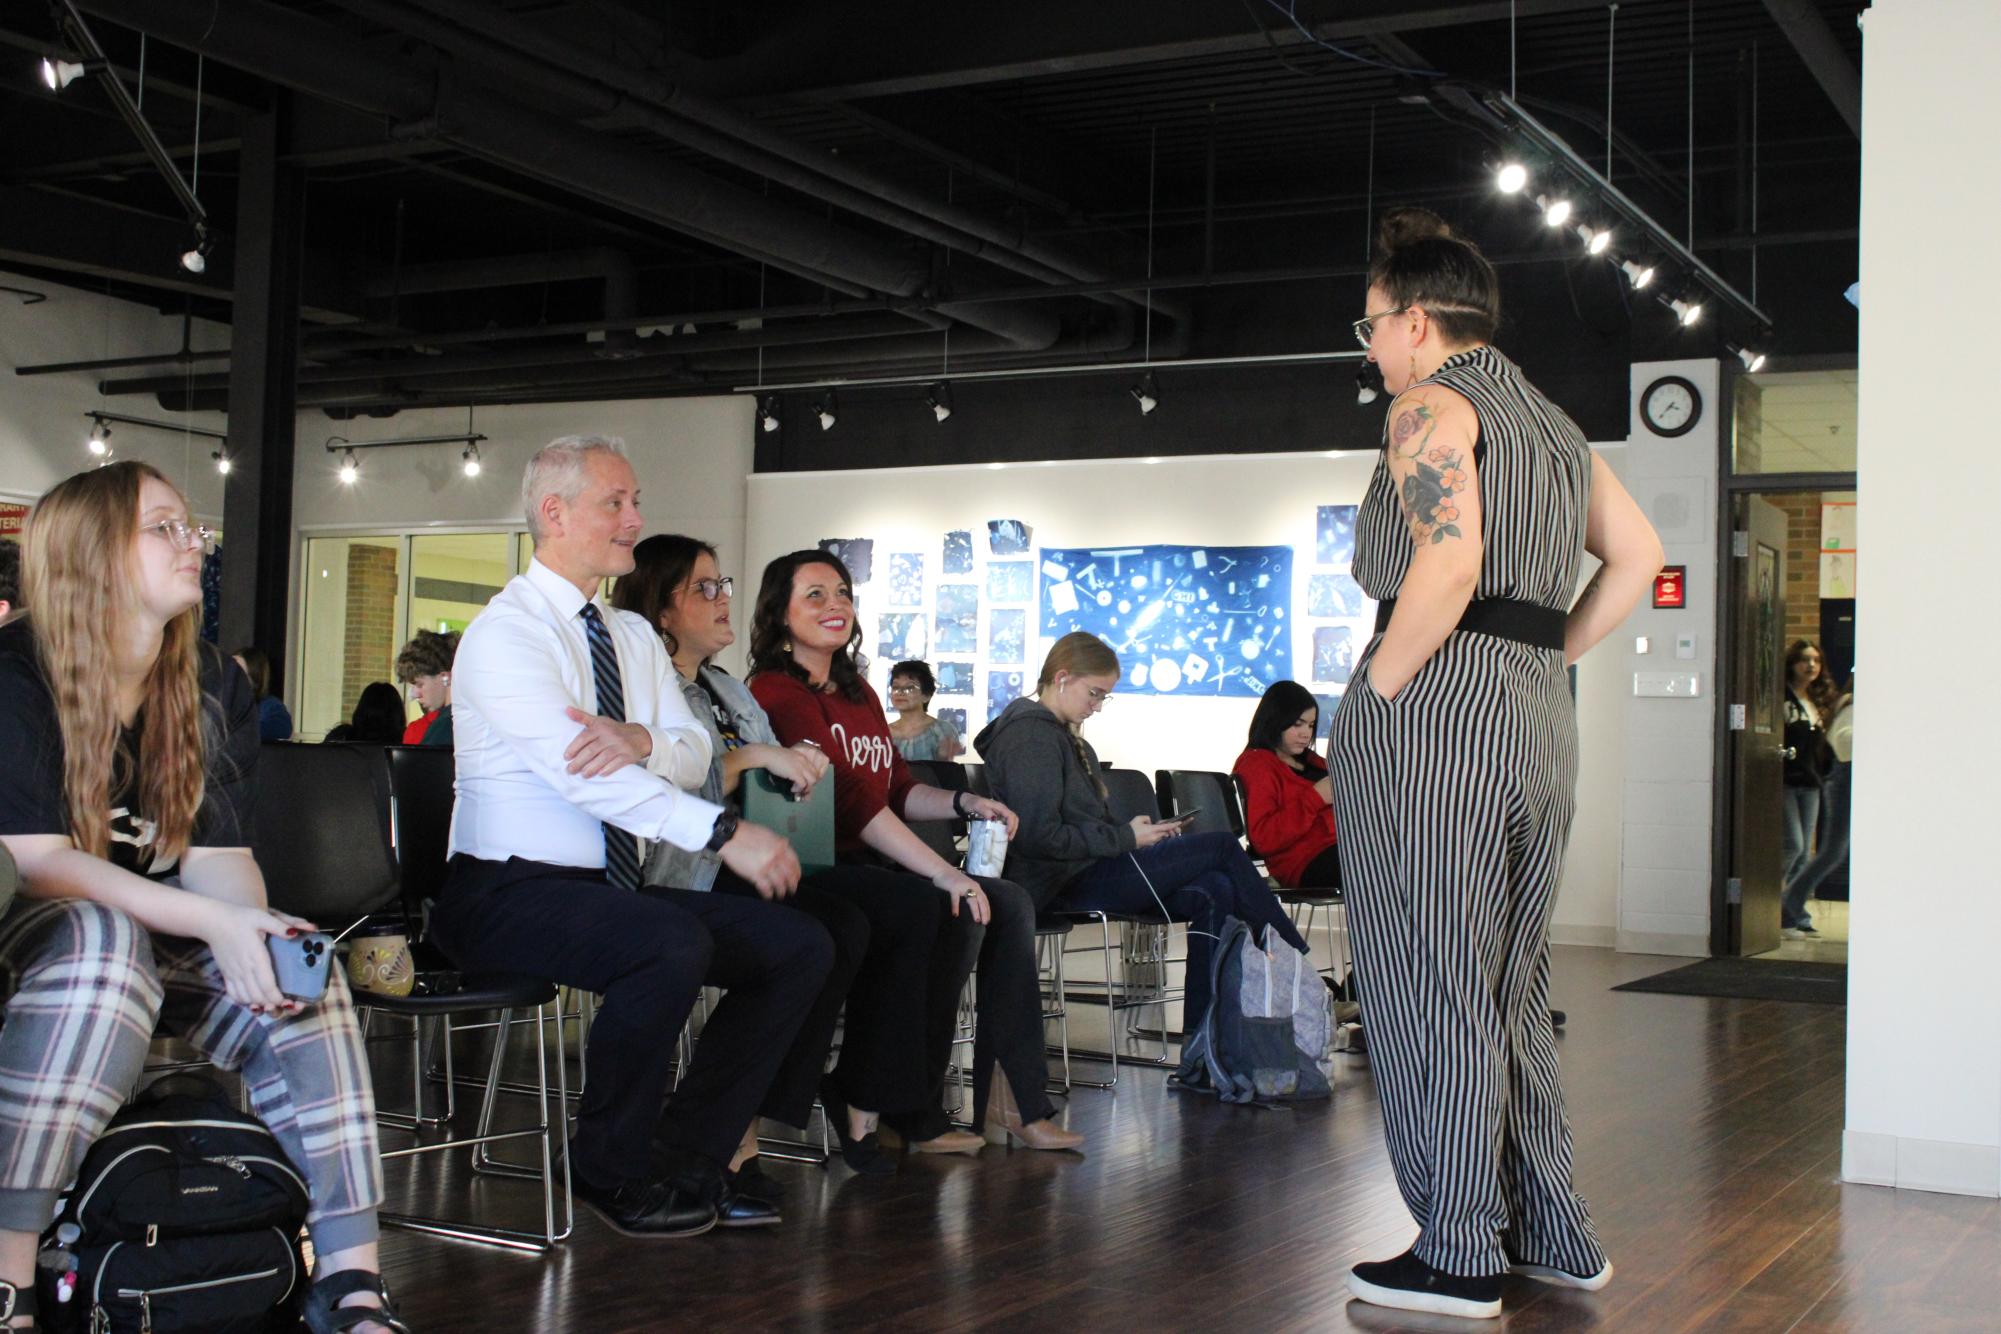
1778, 745, 1797, 761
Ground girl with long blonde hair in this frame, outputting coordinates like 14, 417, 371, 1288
0, 463, 409, 1333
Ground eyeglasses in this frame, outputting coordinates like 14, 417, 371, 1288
1083, 686, 1112, 704
141, 518, 217, 555
888, 682, 921, 695
687, 576, 734, 602
1352, 306, 1410, 349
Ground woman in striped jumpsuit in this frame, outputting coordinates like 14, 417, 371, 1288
1331, 208, 1664, 1321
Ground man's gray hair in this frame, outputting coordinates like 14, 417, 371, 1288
521, 434, 627, 543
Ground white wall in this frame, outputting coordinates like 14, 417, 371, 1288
746, 444, 1634, 944
1844, 0, 2001, 1199
1615, 358, 1723, 957
0, 268, 229, 515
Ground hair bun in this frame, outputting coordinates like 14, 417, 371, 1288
1375, 206, 1455, 255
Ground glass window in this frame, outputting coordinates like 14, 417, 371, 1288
409, 533, 516, 722
1732, 369, 1857, 475
297, 535, 407, 740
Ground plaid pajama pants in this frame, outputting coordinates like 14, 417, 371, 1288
0, 898, 384, 1252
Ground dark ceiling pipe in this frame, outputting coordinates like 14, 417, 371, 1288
102, 312, 932, 396
1758, 0, 1861, 138
359, 247, 633, 298
361, 0, 1189, 331
73, 0, 1062, 351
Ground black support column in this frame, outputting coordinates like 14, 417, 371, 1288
219, 98, 303, 669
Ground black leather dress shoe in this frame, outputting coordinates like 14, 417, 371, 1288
731, 1159, 785, 1205
574, 1174, 718, 1238
715, 1179, 782, 1229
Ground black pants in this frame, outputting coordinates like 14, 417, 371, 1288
871, 869, 1055, 1138
431, 855, 832, 1191
713, 863, 938, 1122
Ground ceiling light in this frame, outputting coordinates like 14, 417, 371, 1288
1732, 345, 1768, 373
814, 390, 838, 432
1130, 370, 1159, 416
1538, 195, 1572, 228
1671, 297, 1704, 327
180, 229, 213, 275
461, 443, 481, 478
337, 449, 359, 485
926, 381, 953, 423
1621, 259, 1656, 290
1585, 227, 1612, 256
213, 450, 231, 476
40, 56, 86, 91
759, 395, 781, 433
1355, 361, 1381, 406
86, 420, 110, 456
1496, 162, 1529, 194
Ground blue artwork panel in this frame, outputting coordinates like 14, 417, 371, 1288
877, 613, 925, 661
935, 662, 975, 696
937, 707, 969, 738
942, 530, 974, 575
987, 670, 1025, 721
1315, 506, 1357, 566
1308, 572, 1367, 617
1037, 544, 1292, 697
1312, 625, 1356, 685
987, 561, 1032, 603
886, 553, 925, 608
989, 609, 1026, 665
987, 519, 1033, 556
935, 584, 979, 653
817, 537, 874, 585
1314, 693, 1338, 741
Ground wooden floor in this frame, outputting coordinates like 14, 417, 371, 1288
368, 946, 1998, 1332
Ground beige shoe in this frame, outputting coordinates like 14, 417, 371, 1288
876, 1123, 985, 1156
982, 1068, 1085, 1151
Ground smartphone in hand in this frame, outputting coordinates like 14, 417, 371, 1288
267, 932, 333, 1003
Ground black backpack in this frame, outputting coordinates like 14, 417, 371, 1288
39, 1077, 309, 1334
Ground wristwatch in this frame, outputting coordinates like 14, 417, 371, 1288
705, 808, 740, 853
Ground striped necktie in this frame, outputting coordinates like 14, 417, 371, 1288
579, 602, 642, 891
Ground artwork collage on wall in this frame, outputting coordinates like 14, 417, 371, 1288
819, 501, 1378, 743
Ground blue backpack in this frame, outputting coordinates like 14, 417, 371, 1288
1174, 917, 1334, 1103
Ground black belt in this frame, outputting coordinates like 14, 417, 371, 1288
1373, 596, 1566, 651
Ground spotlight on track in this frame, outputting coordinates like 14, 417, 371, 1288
1670, 296, 1705, 327
86, 419, 110, 457
1537, 194, 1572, 228
40, 56, 86, 91
1130, 370, 1159, 416
814, 390, 838, 432
1355, 361, 1382, 406
1621, 259, 1656, 290
337, 449, 360, 485
461, 443, 481, 478
213, 450, 231, 476
180, 228, 213, 275
926, 381, 953, 423
1729, 344, 1768, 373
1496, 161, 1529, 194
759, 395, 780, 433
1581, 226, 1612, 256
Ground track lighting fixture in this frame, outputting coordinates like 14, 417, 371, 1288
1729, 344, 1768, 373
759, 395, 781, 434
213, 450, 231, 476
926, 381, 953, 423
1355, 362, 1381, 406
1621, 259, 1656, 290
1537, 195, 1572, 228
814, 390, 838, 432
39, 56, 86, 91
1130, 370, 1159, 416
180, 228, 213, 275
1495, 162, 1529, 194
337, 449, 360, 485
1583, 227, 1612, 256
1670, 297, 1704, 327
86, 419, 110, 457
461, 443, 482, 478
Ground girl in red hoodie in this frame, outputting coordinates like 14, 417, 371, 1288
1231, 681, 1339, 889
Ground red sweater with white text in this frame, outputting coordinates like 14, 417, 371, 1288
750, 671, 915, 857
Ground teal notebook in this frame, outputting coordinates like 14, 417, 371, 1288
739, 768, 836, 875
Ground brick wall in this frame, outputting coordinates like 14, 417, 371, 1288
1769, 491, 1826, 646
341, 543, 399, 719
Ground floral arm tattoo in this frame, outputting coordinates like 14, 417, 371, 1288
1388, 398, 1469, 546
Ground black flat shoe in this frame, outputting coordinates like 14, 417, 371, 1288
301, 1269, 414, 1334
819, 1078, 896, 1176
573, 1173, 718, 1238
732, 1157, 785, 1204
715, 1179, 782, 1229
1347, 1250, 1501, 1321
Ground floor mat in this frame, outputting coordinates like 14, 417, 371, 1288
1612, 957, 1846, 1004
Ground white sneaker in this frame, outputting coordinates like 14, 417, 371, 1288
1509, 1259, 1614, 1292
1781, 927, 1806, 940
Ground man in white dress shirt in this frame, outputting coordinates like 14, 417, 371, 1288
432, 435, 832, 1239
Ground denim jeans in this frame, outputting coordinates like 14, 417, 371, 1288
1791, 761, 1852, 907
1780, 784, 1822, 930
1055, 831, 1307, 1032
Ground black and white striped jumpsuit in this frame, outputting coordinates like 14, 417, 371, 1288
1329, 344, 1608, 1279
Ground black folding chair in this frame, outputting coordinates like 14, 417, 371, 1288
1231, 770, 1351, 991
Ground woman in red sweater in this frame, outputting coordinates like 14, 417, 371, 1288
1232, 680, 1340, 889
747, 550, 1082, 1154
